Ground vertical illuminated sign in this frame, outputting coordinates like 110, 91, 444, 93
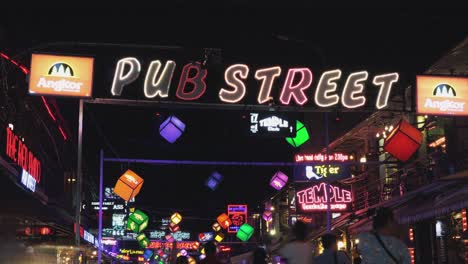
5, 127, 41, 183
227, 205, 248, 233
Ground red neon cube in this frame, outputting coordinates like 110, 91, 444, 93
169, 222, 180, 233
217, 213, 232, 229
384, 119, 422, 162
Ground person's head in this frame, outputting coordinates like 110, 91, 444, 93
373, 207, 396, 231
293, 220, 308, 241
253, 247, 267, 264
321, 233, 337, 251
204, 241, 217, 256
176, 256, 189, 264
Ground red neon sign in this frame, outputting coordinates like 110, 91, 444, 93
296, 183, 352, 212
295, 153, 350, 163
227, 204, 248, 233
147, 241, 199, 250
6, 127, 41, 183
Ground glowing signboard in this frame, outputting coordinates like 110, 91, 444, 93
295, 153, 350, 163
147, 241, 200, 250
5, 127, 41, 183
248, 112, 296, 137
417, 75, 468, 116
228, 204, 248, 233
295, 183, 352, 213
107, 56, 399, 110
21, 169, 36, 192
149, 230, 191, 241
198, 232, 214, 242
294, 164, 350, 182
29, 54, 94, 97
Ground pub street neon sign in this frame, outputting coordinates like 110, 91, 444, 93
296, 183, 352, 212
110, 58, 399, 109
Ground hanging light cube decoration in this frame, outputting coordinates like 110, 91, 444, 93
159, 115, 186, 143
206, 171, 223, 191
171, 212, 182, 225
188, 256, 197, 264
262, 211, 273, 222
143, 249, 153, 261
137, 233, 150, 248
179, 249, 188, 257
270, 171, 288, 190
236, 223, 254, 241
191, 241, 200, 250
114, 169, 144, 201
212, 222, 221, 232
214, 233, 225, 243
165, 233, 174, 242
169, 222, 180, 233
384, 119, 423, 162
127, 209, 149, 233
285, 120, 309, 147
217, 213, 232, 229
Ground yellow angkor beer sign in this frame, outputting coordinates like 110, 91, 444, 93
29, 54, 94, 97
417, 75, 468, 116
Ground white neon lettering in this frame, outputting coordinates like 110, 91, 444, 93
341, 71, 368, 108
219, 64, 249, 103
254, 66, 281, 104
111, 57, 141, 96
314, 69, 341, 107
279, 68, 312, 105
373, 73, 399, 109
144, 60, 176, 98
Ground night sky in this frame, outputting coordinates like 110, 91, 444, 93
1, 8, 467, 232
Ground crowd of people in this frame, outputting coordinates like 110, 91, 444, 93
188, 207, 410, 264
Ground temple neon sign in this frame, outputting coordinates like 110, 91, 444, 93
296, 183, 352, 212
110, 58, 399, 109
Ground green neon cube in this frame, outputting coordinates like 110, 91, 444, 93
285, 120, 309, 147
236, 223, 254, 241
127, 209, 149, 233
137, 233, 150, 248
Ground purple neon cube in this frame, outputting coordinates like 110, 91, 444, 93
206, 172, 223, 190
159, 116, 186, 143
262, 211, 272, 222
270, 171, 288, 190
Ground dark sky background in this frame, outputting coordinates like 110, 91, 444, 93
1, 8, 467, 233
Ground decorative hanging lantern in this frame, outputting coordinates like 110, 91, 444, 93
214, 233, 224, 243
159, 115, 186, 143
127, 209, 149, 233
179, 249, 188, 257
114, 169, 144, 201
206, 172, 223, 191
212, 222, 221, 232
191, 241, 200, 250
217, 213, 232, 229
143, 249, 153, 261
188, 256, 197, 264
171, 212, 182, 225
165, 233, 174, 242
285, 120, 309, 147
262, 211, 273, 222
270, 171, 288, 190
169, 222, 180, 233
384, 119, 422, 162
236, 223, 254, 241
200, 247, 206, 255
137, 233, 150, 248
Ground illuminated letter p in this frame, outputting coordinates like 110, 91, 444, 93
111, 57, 141, 96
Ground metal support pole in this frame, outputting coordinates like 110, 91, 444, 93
75, 99, 84, 263
325, 112, 332, 232
98, 149, 104, 263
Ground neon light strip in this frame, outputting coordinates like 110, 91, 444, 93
41, 96, 56, 121
58, 126, 68, 140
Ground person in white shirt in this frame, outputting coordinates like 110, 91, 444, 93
279, 221, 314, 264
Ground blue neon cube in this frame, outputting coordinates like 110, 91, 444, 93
206, 172, 223, 190
143, 249, 153, 260
159, 116, 186, 143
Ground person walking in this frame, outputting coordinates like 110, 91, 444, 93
314, 233, 350, 264
279, 221, 314, 264
357, 207, 410, 264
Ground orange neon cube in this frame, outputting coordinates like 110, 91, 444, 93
217, 213, 232, 229
114, 169, 144, 201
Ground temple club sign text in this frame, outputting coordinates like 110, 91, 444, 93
5, 127, 41, 183
296, 183, 352, 211
111, 58, 399, 109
